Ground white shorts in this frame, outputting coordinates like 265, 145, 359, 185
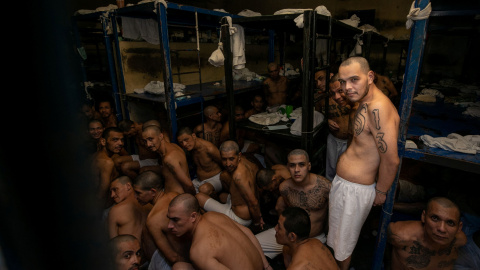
327, 174, 376, 261
132, 155, 159, 168
325, 133, 347, 181
148, 249, 171, 270
255, 227, 326, 259
192, 172, 222, 193
204, 194, 251, 226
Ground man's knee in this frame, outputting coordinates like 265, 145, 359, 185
195, 193, 210, 208
198, 182, 215, 196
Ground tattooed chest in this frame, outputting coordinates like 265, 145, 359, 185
282, 186, 328, 212
404, 240, 457, 269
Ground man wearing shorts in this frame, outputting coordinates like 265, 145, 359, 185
328, 57, 400, 270
195, 140, 263, 230
176, 126, 223, 196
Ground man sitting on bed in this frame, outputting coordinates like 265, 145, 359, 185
263, 62, 289, 111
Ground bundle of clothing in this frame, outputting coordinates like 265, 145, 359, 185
134, 81, 186, 97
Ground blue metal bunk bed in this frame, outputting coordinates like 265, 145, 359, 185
372, 1, 480, 269
108, 2, 253, 140
221, 10, 362, 172
72, 10, 125, 121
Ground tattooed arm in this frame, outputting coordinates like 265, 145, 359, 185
369, 102, 400, 205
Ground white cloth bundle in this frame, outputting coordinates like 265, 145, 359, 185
248, 112, 282, 126
238, 9, 261, 17
420, 133, 480, 154
134, 81, 186, 96
406, 1, 432, 29
290, 110, 325, 136
208, 16, 246, 69
340, 14, 360, 28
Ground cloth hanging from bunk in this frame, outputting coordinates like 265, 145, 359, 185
420, 133, 480, 155
121, 17, 160, 44
208, 16, 246, 69
340, 14, 360, 28
406, 1, 432, 29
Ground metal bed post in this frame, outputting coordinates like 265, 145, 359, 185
371, 0, 431, 269
268, 30, 275, 63
301, 10, 316, 155
100, 12, 124, 122
221, 17, 236, 143
156, 2, 177, 141
110, 12, 130, 121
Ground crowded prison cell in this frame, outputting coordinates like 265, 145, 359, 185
2, 0, 480, 269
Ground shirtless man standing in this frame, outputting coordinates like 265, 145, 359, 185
142, 124, 195, 195
263, 62, 289, 110
115, 119, 161, 180
91, 127, 125, 211
256, 149, 331, 259
275, 207, 338, 270
195, 140, 263, 230
327, 56, 400, 270
133, 171, 188, 269
176, 126, 223, 196
321, 74, 356, 181
193, 105, 223, 148
388, 197, 467, 270
167, 193, 272, 270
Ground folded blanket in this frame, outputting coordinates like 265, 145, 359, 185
420, 133, 480, 154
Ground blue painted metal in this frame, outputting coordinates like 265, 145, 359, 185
101, 13, 124, 122
268, 30, 275, 63
371, 0, 431, 269
110, 12, 130, 120
156, 2, 178, 142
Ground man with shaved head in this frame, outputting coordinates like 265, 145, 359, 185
193, 105, 223, 147
195, 140, 263, 230
142, 124, 195, 195
327, 56, 400, 270
109, 234, 143, 270
167, 193, 272, 270
388, 197, 467, 270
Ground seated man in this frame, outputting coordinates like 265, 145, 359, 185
263, 62, 289, 110
97, 99, 118, 128
195, 140, 263, 230
176, 126, 223, 196
388, 197, 467, 270
275, 207, 338, 270
256, 164, 291, 218
115, 119, 161, 179
244, 94, 265, 118
193, 105, 223, 148
108, 234, 143, 270
167, 193, 272, 270
255, 149, 331, 259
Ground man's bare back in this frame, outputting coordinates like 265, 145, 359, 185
161, 143, 193, 194
190, 211, 263, 269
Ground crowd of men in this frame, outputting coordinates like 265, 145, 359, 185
81, 57, 468, 270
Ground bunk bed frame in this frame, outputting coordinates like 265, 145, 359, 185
372, 0, 480, 268
221, 10, 362, 172
72, 10, 125, 121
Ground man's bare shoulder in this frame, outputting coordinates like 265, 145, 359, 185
388, 220, 423, 243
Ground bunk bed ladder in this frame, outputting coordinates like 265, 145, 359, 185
371, 0, 431, 269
